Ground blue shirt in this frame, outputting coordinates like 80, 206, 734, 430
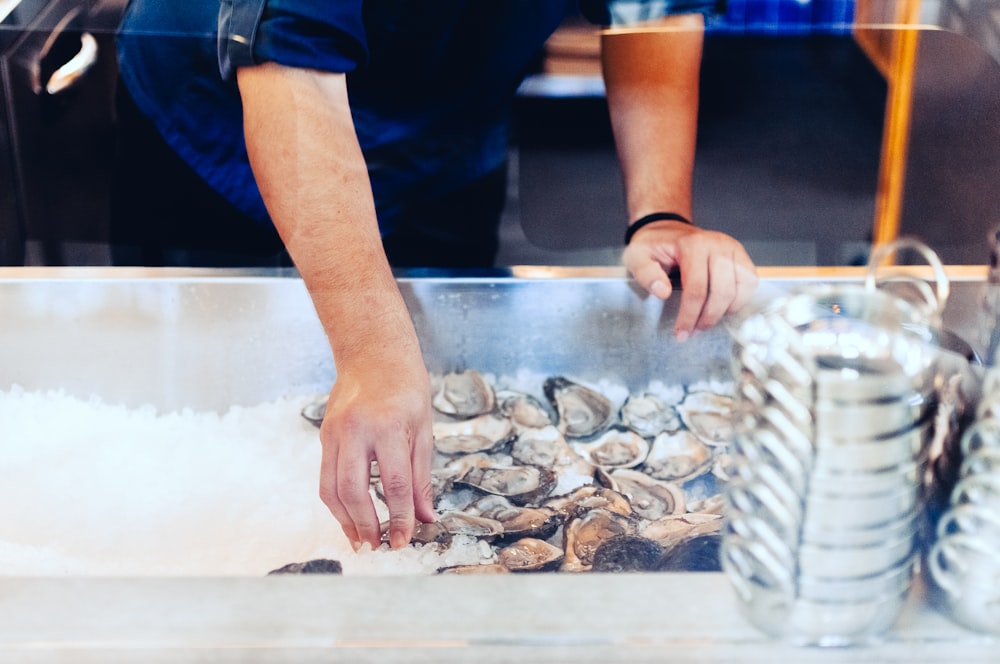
117, 1, 720, 233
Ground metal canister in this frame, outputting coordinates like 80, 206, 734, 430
722, 239, 966, 646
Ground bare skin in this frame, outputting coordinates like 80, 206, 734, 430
237, 65, 435, 550
233, 13, 757, 552
603, 14, 759, 337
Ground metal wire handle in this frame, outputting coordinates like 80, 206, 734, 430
865, 237, 950, 324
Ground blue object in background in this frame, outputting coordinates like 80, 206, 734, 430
710, 0, 855, 34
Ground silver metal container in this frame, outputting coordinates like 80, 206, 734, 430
723, 258, 962, 646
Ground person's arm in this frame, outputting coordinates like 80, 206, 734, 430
601, 14, 758, 339
236, 63, 436, 550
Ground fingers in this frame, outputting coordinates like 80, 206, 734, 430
410, 424, 438, 525
628, 257, 675, 302
625, 229, 759, 339
319, 407, 435, 552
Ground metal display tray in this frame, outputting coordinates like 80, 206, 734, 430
0, 266, 994, 663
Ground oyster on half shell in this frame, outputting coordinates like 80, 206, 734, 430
432, 370, 496, 419
543, 376, 614, 439
467, 494, 563, 543
496, 390, 554, 430
676, 391, 735, 447
571, 425, 650, 471
456, 464, 557, 506
498, 537, 565, 572
642, 429, 714, 483
620, 392, 681, 438
561, 508, 636, 572
599, 468, 687, 521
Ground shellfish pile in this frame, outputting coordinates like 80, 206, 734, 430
318, 370, 735, 573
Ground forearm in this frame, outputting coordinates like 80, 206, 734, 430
237, 64, 420, 369
601, 14, 704, 222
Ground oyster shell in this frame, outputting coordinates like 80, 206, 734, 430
456, 464, 557, 506
434, 511, 504, 541
511, 425, 595, 496
467, 494, 563, 543
496, 390, 553, 430
676, 391, 735, 447
544, 376, 614, 439
432, 413, 515, 449
268, 558, 343, 575
434, 433, 505, 456
561, 508, 636, 572
543, 485, 633, 520
640, 512, 723, 547
619, 393, 681, 438
497, 537, 565, 572
438, 563, 511, 574
642, 430, 714, 483
300, 394, 328, 428
571, 426, 650, 470
432, 370, 496, 419
599, 468, 687, 521
591, 535, 664, 573
656, 534, 722, 572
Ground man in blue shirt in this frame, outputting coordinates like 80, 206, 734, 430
115, 0, 758, 552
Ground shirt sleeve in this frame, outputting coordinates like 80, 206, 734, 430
579, 0, 726, 26
218, 0, 367, 79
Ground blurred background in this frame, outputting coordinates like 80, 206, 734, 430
1, 0, 998, 267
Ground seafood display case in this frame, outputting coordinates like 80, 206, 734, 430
0, 266, 996, 663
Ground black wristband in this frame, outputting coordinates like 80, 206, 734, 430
624, 212, 692, 245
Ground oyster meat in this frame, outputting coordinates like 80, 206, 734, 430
600, 468, 687, 521
498, 537, 565, 572
544, 376, 614, 439
432, 370, 496, 419
642, 430, 714, 483
677, 391, 735, 447
457, 464, 557, 506
571, 426, 650, 470
467, 494, 563, 543
562, 508, 636, 572
619, 393, 681, 438
496, 390, 553, 430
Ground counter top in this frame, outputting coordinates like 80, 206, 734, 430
1, 573, 994, 663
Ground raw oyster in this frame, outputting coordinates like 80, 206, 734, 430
438, 563, 511, 574
544, 376, 614, 439
562, 508, 636, 572
571, 426, 650, 470
640, 512, 723, 547
434, 433, 505, 456
409, 521, 453, 547
591, 535, 664, 573
432, 370, 496, 419
434, 511, 504, 541
456, 464, 557, 506
496, 390, 553, 430
511, 425, 595, 495
497, 537, 565, 572
300, 395, 328, 428
656, 534, 722, 572
433, 413, 515, 449
467, 494, 563, 543
544, 485, 633, 520
268, 558, 342, 575
642, 430, 714, 483
599, 468, 687, 521
676, 391, 735, 447
619, 393, 681, 438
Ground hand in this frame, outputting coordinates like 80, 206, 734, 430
623, 220, 758, 339
317, 356, 437, 551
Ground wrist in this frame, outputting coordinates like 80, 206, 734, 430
624, 212, 692, 245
